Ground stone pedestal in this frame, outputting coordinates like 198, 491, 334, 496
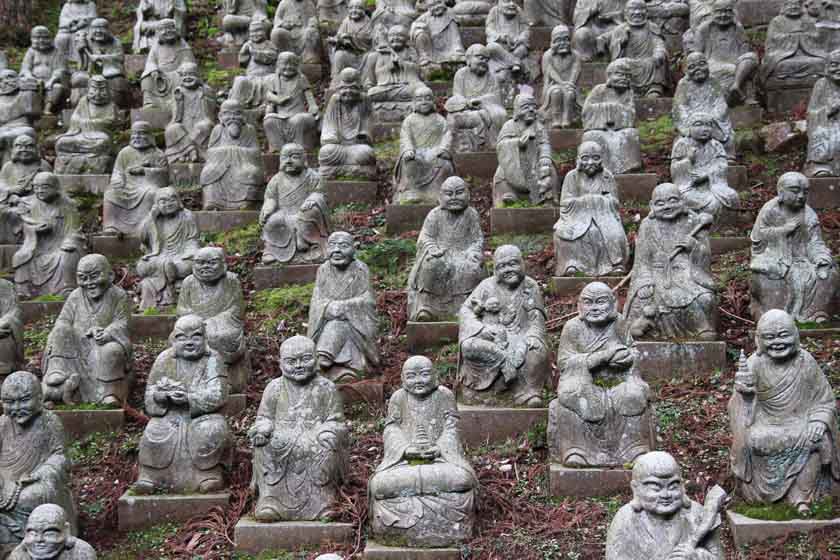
194, 211, 260, 233
253, 264, 319, 289
799, 326, 840, 340
550, 129, 584, 151
765, 87, 812, 115
118, 492, 230, 531
635, 97, 673, 121
129, 107, 171, 129
454, 152, 496, 179
57, 174, 109, 195
710, 236, 750, 255
406, 321, 458, 352
90, 236, 142, 258
580, 63, 607, 89
364, 542, 460, 560
458, 405, 548, 447
731, 104, 764, 128
737, 0, 782, 26
20, 300, 64, 323
615, 173, 660, 203
635, 341, 728, 382
216, 50, 239, 69
460, 27, 486, 48
169, 163, 204, 185
54, 408, 124, 440
129, 314, 177, 339
806, 177, 840, 210
727, 511, 840, 547
234, 518, 355, 553
490, 207, 557, 235
337, 379, 385, 407
385, 204, 435, 235
124, 54, 146, 77
549, 276, 624, 297
548, 464, 632, 497
323, 180, 378, 207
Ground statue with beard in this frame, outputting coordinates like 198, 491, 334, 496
164, 63, 218, 165
0, 71, 40, 168
55, 76, 118, 175
42, 254, 132, 407
760, 0, 825, 88
805, 50, 840, 177
0, 279, 22, 377
221, 0, 268, 49
410, 0, 465, 73
262, 52, 320, 153
55, 0, 98, 63
201, 100, 265, 210
8, 504, 95, 560
541, 25, 581, 129
133, 0, 187, 53
328, 0, 374, 87
21, 27, 70, 116
140, 19, 196, 111
272, 0, 321, 65
673, 52, 734, 157
73, 18, 129, 107
364, 25, 423, 118
0, 136, 51, 245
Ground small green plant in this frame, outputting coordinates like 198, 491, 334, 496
142, 306, 174, 316
732, 498, 835, 521
204, 223, 262, 256
31, 294, 65, 302
68, 431, 117, 465
357, 238, 417, 276
252, 284, 315, 330
502, 198, 540, 208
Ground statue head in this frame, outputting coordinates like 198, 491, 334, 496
11, 135, 38, 164
827, 50, 840, 84
755, 309, 800, 362
606, 58, 632, 92
280, 142, 307, 175
279, 335, 318, 385
513, 93, 538, 125
688, 112, 717, 143
782, 0, 803, 18
776, 171, 809, 211
177, 62, 201, 90
157, 19, 180, 43
550, 24, 572, 55
87, 74, 112, 105
401, 355, 438, 398
578, 281, 617, 326
89, 18, 112, 43
249, 18, 270, 43
493, 244, 524, 288
466, 44, 489, 76
650, 183, 685, 221
625, 0, 648, 26
387, 25, 409, 51
33, 172, 61, 204
0, 69, 19, 96
439, 176, 470, 213
348, 0, 366, 20
412, 85, 435, 115
327, 231, 356, 270
220, 99, 245, 138
22, 504, 73, 560
684, 52, 709, 83
576, 141, 604, 177
336, 68, 363, 103
130, 121, 155, 151
500, 0, 519, 18
1, 371, 42, 426
31, 26, 53, 52
170, 315, 208, 361
630, 452, 690, 516
77, 254, 113, 301
804, 0, 822, 18
193, 246, 227, 285
430, 0, 447, 16
277, 51, 301, 78
154, 187, 183, 217
711, 0, 736, 27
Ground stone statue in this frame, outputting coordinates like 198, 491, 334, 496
393, 85, 454, 204
606, 452, 724, 560
493, 93, 558, 206
549, 282, 652, 467
237, 19, 279, 82
164, 63, 218, 164
42, 254, 132, 407
370, 0, 417, 32
73, 18, 130, 108
201, 100, 265, 210
759, 0, 825, 88
444, 45, 507, 152
599, 0, 670, 97
13, 172, 86, 300
55, 0, 97, 63
137, 187, 201, 310
133, 315, 232, 494
410, 0, 465, 73
8, 504, 95, 560
407, 177, 484, 321
140, 19, 196, 111
581, 58, 642, 174
485, 0, 531, 92
369, 355, 478, 547
541, 25, 581, 129
625, 183, 717, 340
573, 0, 624, 60
553, 141, 629, 277
524, 0, 569, 27
0, 136, 50, 244
0, 371, 78, 550
133, 0, 187, 53
272, 0, 321, 64
55, 76, 118, 175
673, 52, 734, 157
364, 25, 423, 119
248, 335, 349, 521
328, 0, 374, 86
319, 0, 347, 27
21, 27, 70, 115
222, 0, 268, 49
263, 52, 320, 153
450, 0, 493, 26
0, 280, 22, 377
458, 245, 549, 408
308, 231, 380, 382
0, 71, 41, 168
104, 121, 169, 237
805, 50, 840, 177
318, 68, 377, 180
643, 0, 689, 49
750, 172, 837, 323
729, 310, 840, 514
260, 143, 330, 265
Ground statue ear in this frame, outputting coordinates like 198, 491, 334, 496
682, 494, 691, 509
630, 480, 642, 512
64, 522, 76, 549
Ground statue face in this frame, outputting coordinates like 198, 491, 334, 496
130, 130, 154, 150
23, 513, 67, 560
0, 71, 18, 96
778, 177, 808, 210
757, 318, 798, 361
2, 381, 39, 426
77, 262, 110, 301
281, 148, 306, 175
687, 57, 709, 82
431, 1, 446, 15
518, 101, 538, 124
33, 178, 59, 203
179, 68, 200, 89
439, 179, 469, 211
494, 253, 524, 288
338, 83, 361, 103
712, 4, 735, 26
689, 120, 713, 142
632, 468, 685, 517
607, 68, 631, 91
467, 51, 489, 75
31, 30, 53, 52
388, 30, 408, 51
249, 26, 267, 43
88, 81, 111, 105
193, 251, 226, 283
652, 188, 684, 221
804, 0, 821, 18
156, 190, 182, 216
222, 110, 245, 138
551, 31, 571, 54
279, 57, 299, 78
500, 0, 518, 17
11, 137, 37, 163
90, 22, 109, 43
280, 342, 317, 384
828, 54, 840, 83
414, 90, 435, 114
625, 1, 647, 25
577, 147, 603, 176
327, 234, 355, 268
173, 324, 206, 361
349, 1, 365, 19
782, 0, 802, 17
159, 23, 179, 43
579, 288, 615, 326
402, 361, 438, 397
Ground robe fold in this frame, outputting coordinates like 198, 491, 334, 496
393, 112, 454, 204
0, 159, 51, 244
201, 123, 264, 210
670, 136, 738, 220
137, 209, 201, 309
104, 145, 168, 236
805, 77, 840, 176
261, 168, 329, 263
0, 279, 22, 375
582, 84, 641, 174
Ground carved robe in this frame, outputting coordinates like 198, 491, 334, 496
104, 146, 168, 236
365, 48, 423, 104
330, 15, 374, 83
133, 0, 187, 52
0, 158, 51, 244
55, 96, 117, 174
582, 84, 642, 174
493, 117, 556, 205
541, 50, 581, 126
672, 76, 733, 154
201, 123, 264, 210
318, 95, 376, 175
692, 20, 757, 93
0, 279, 22, 375
0, 91, 39, 166
56, 1, 98, 61
140, 39, 195, 110
262, 73, 319, 152
602, 23, 669, 95
670, 136, 739, 220
445, 68, 507, 151
410, 10, 464, 65
137, 209, 201, 309
393, 112, 454, 204
760, 14, 825, 85
165, 85, 217, 164
805, 77, 840, 176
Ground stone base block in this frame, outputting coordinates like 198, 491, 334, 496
129, 314, 176, 339
549, 276, 624, 297
118, 492, 230, 531
224, 393, 247, 416
169, 163, 203, 185
337, 380, 385, 407
548, 464, 632, 497
458, 405, 548, 447
454, 152, 496, 179
737, 0, 782, 26
323, 180, 378, 206
216, 50, 239, 68
364, 541, 460, 560
806, 177, 840, 210
490, 207, 558, 235
90, 235, 142, 258
58, 174, 109, 195
727, 511, 840, 547
765, 86, 812, 115
234, 518, 355, 553
710, 236, 750, 255
21, 300, 64, 323
386, 204, 435, 235
799, 327, 840, 340
193, 211, 260, 233
54, 408, 124, 440
635, 97, 673, 121
460, 27, 487, 48
731, 105, 764, 128
124, 54, 146, 77
615, 173, 660, 203
406, 321, 459, 352
130, 107, 171, 129
301, 64, 323, 84
0, 245, 17, 270
253, 264, 319, 289
550, 128, 584, 151
635, 341, 728, 381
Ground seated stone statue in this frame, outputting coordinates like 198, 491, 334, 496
55, 0, 97, 63
673, 52, 734, 157
318, 68, 377, 179
222, 0, 267, 49
0, 371, 78, 550
328, 0, 374, 87
164, 63, 218, 164
760, 0, 825, 88
549, 282, 652, 467
0, 136, 50, 244
541, 25, 581, 129
237, 19, 279, 84
137, 187, 201, 310
805, 50, 840, 177
553, 141, 629, 276
606, 451, 723, 560
410, 0, 465, 74
599, 0, 670, 97
308, 231, 380, 382
248, 335, 349, 521
21, 27, 70, 116
573, 0, 624, 60
0, 71, 41, 168
42, 254, 131, 407
750, 172, 837, 323
133, 0, 187, 53
0, 279, 22, 376
364, 25, 423, 119
272, 0, 321, 64
670, 112, 739, 223
458, 244, 549, 407
524, 0, 569, 26
133, 315, 232, 494
625, 183, 717, 340
485, 0, 531, 94
201, 100, 265, 210
393, 85, 454, 204
493, 93, 558, 206
644, 0, 689, 49
8, 504, 94, 560
582, 58, 642, 174
444, 44, 507, 152
260, 143, 330, 265
74, 18, 130, 108
140, 19, 196, 111
369, 355, 478, 547
104, 121, 169, 237
55, 76, 118, 175
263, 52, 320, 153
730, 310, 840, 514
450, 0, 492, 26
13, 172, 86, 300
408, 177, 483, 321
318, 0, 347, 26
370, 0, 417, 32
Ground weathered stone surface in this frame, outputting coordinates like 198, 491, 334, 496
458, 405, 548, 447
319, 68, 377, 180
54, 408, 125, 440
454, 152, 497, 179
118, 492, 230, 531
766, 89, 813, 116
727, 511, 840, 547
129, 107, 170, 129
406, 321, 459, 352
20, 300, 64, 323
710, 236, 750, 255
549, 464, 632, 497
253, 265, 319, 289
799, 326, 840, 339
337, 380, 385, 407
549, 128, 584, 151
9, 502, 95, 559
460, 27, 487, 48
193, 211, 260, 233
0, 244, 17, 270
128, 314, 176, 339
549, 276, 623, 296
234, 519, 355, 553
124, 54, 146, 77
385, 204, 435, 235
323, 180, 378, 206
364, 542, 460, 560
90, 236, 142, 258
262, 152, 318, 176
806, 177, 840, 209
737, 0, 783, 27
490, 207, 558, 235
762, 120, 807, 152
730, 104, 764, 128
169, 162, 204, 184
223, 393, 247, 416
635, 341, 727, 381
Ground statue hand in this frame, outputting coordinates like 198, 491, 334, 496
168, 390, 188, 405
317, 431, 338, 450
60, 242, 77, 252
251, 432, 269, 447
638, 285, 655, 299
128, 166, 145, 176
469, 99, 482, 109
816, 255, 833, 267
518, 133, 530, 148
666, 544, 693, 560
437, 149, 451, 160
153, 389, 168, 404
429, 245, 445, 258
404, 149, 416, 160
526, 336, 542, 351
94, 329, 113, 345
610, 348, 633, 367
807, 422, 826, 442
784, 216, 804, 234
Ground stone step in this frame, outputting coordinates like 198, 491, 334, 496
364, 542, 460, 560
727, 511, 840, 548
738, 0, 782, 27
549, 464, 633, 498
453, 151, 497, 179
118, 492, 230, 531
798, 326, 840, 339
636, 341, 728, 381
765, 86, 813, 116
549, 128, 584, 151
549, 276, 625, 296
235, 519, 355, 554
459, 405, 548, 447
490, 206, 557, 235
710, 236, 751, 255
54, 408, 124, 440
20, 300, 64, 323
193, 211, 260, 233
406, 321, 459, 352
58, 174, 109, 196
252, 264, 319, 290
129, 314, 177, 339
616, 167, 747, 203
337, 379, 385, 408
323, 179, 378, 206
385, 204, 435, 235
130, 107, 171, 129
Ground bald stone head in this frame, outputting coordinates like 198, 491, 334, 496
193, 246, 227, 284
578, 281, 617, 325
171, 314, 208, 361
493, 244, 524, 288
439, 176, 470, 212
280, 335, 318, 384
77, 254, 113, 301
625, 0, 647, 25
514, 93, 538, 123
2, 371, 42, 426
23, 504, 72, 559
712, 0, 736, 26
11, 134, 38, 164
606, 58, 632, 91
413, 85, 435, 115
550, 24, 572, 54
466, 44, 489, 75
154, 186, 183, 217
220, 99, 245, 132
157, 18, 180, 42
577, 140, 604, 176
402, 355, 438, 397
327, 231, 356, 270
684, 52, 710, 82
33, 171, 61, 203
650, 182, 685, 221
280, 142, 307, 175
755, 309, 800, 362
130, 120, 154, 150
630, 451, 689, 515
776, 171, 809, 210
278, 51, 301, 77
